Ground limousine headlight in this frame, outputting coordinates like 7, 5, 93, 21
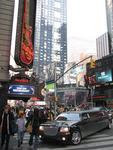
60, 126, 69, 133
39, 126, 44, 131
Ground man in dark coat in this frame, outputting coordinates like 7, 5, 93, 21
0, 104, 14, 150
26, 108, 40, 146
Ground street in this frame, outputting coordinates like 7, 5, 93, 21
6, 124, 113, 150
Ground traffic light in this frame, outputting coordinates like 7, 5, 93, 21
90, 58, 96, 68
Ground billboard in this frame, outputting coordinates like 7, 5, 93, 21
46, 63, 55, 82
96, 70, 112, 83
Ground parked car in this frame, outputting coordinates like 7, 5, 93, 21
39, 109, 112, 145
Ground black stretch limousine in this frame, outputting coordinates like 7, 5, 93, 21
39, 108, 112, 145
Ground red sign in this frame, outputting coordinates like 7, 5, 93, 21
14, 79, 29, 83
20, 0, 34, 66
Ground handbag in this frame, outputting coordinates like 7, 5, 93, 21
26, 122, 32, 133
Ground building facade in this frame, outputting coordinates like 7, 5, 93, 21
0, 0, 15, 82
96, 32, 109, 59
33, 0, 67, 80
105, 0, 113, 53
0, 0, 15, 110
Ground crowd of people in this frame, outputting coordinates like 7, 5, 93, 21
0, 104, 56, 150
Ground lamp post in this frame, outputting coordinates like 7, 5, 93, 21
54, 62, 57, 118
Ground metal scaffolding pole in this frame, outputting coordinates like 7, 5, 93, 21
54, 62, 57, 118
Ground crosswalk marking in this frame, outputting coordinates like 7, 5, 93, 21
11, 128, 113, 150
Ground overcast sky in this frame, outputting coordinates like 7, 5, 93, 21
67, 0, 107, 62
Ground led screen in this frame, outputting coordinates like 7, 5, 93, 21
96, 70, 112, 83
8, 84, 35, 96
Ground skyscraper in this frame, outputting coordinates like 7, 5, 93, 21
0, 0, 15, 81
96, 32, 109, 59
33, 0, 67, 80
105, 0, 113, 53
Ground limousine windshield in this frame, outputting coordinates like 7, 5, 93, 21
55, 113, 80, 121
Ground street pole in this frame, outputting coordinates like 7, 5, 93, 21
90, 86, 95, 107
54, 62, 57, 118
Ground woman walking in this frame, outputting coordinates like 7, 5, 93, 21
16, 112, 26, 147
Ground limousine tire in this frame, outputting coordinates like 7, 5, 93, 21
71, 130, 82, 145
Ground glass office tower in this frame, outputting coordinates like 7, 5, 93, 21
105, 0, 113, 53
33, 0, 67, 80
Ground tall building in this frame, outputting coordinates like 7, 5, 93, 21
96, 32, 109, 59
0, 0, 15, 81
0, 0, 15, 110
33, 0, 67, 80
105, 0, 113, 52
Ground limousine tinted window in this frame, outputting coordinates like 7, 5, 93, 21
82, 113, 90, 119
56, 113, 80, 121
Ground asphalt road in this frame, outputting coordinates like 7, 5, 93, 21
3, 123, 112, 150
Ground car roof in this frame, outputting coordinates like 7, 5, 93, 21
60, 108, 103, 115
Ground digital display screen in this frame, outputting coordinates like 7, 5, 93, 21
96, 70, 112, 83
8, 84, 35, 96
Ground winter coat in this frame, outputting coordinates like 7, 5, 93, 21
25, 113, 40, 134
0, 111, 15, 135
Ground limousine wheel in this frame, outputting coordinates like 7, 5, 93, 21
71, 130, 81, 145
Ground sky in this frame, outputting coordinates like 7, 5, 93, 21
67, 0, 107, 62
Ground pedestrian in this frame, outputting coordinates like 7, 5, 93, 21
0, 104, 15, 150
16, 112, 26, 147
47, 108, 54, 121
39, 109, 48, 124
26, 108, 40, 147
25, 107, 30, 121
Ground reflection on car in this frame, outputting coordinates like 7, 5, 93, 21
39, 108, 112, 145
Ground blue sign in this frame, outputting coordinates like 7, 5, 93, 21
8, 85, 35, 96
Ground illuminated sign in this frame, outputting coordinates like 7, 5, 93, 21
14, 0, 36, 68
14, 79, 29, 83
96, 70, 112, 83
8, 85, 35, 96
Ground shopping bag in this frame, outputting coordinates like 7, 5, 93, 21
26, 122, 32, 133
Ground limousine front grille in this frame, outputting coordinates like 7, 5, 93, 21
44, 126, 58, 136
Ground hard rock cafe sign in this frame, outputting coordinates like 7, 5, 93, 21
15, 0, 34, 68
